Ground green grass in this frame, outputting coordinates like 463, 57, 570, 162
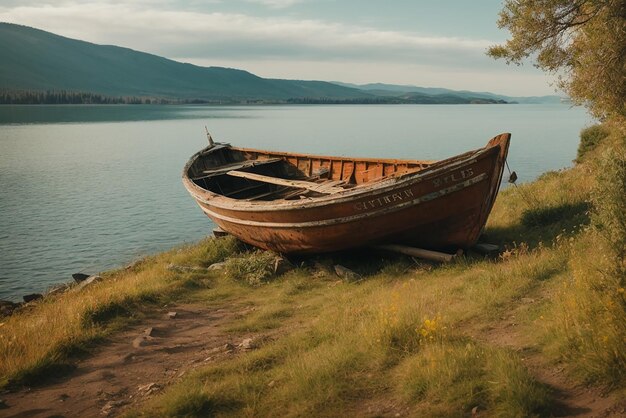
396, 340, 550, 417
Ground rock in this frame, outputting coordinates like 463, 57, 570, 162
100, 371, 115, 380
521, 297, 535, 304
209, 342, 236, 354
238, 338, 256, 350
132, 336, 153, 348
166, 264, 206, 273
273, 256, 295, 276
207, 262, 226, 271
471, 406, 479, 416
138, 382, 160, 395
46, 283, 69, 296
72, 273, 91, 283
167, 311, 177, 319
58, 393, 70, 402
144, 327, 155, 337
334, 265, 362, 282
22, 293, 43, 303
75, 275, 103, 291
123, 352, 137, 362
101, 400, 127, 416
0, 300, 20, 317
267, 380, 275, 388
101, 402, 114, 416
471, 243, 501, 257
132, 336, 146, 348
313, 270, 327, 279
125, 260, 142, 270
313, 259, 334, 273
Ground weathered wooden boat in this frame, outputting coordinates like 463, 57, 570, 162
182, 133, 511, 254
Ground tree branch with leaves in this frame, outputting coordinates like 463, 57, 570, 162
488, 0, 626, 122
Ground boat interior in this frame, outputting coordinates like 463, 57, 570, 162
188, 144, 436, 201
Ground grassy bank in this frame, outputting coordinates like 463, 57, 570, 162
1, 123, 625, 416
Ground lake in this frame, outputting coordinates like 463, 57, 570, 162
0, 104, 593, 300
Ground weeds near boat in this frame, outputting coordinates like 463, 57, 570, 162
224, 251, 279, 286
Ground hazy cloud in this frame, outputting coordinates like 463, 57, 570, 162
0, 3, 490, 60
245, 0, 304, 9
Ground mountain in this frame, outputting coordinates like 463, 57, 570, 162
0, 23, 541, 105
332, 82, 565, 104
0, 23, 371, 102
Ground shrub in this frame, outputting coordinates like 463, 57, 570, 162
198, 236, 242, 267
576, 125, 610, 163
592, 145, 626, 274
224, 251, 278, 286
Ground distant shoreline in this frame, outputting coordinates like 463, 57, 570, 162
0, 90, 510, 106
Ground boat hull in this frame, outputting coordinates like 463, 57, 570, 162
183, 133, 510, 254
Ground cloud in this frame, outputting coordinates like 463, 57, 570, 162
0, 3, 491, 62
245, 0, 303, 9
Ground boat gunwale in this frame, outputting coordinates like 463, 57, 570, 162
227, 145, 438, 166
196, 173, 490, 229
182, 138, 506, 213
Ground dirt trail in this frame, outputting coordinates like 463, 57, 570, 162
0, 304, 262, 417
470, 291, 626, 418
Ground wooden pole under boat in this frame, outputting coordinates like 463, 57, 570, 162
372, 244, 458, 263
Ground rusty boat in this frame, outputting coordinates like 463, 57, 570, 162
182, 133, 511, 254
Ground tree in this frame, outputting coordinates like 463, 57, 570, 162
488, 0, 626, 122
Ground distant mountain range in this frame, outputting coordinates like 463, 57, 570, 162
332, 82, 564, 104
0, 23, 563, 105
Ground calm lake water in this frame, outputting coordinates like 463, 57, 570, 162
0, 104, 592, 300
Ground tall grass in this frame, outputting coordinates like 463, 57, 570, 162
396, 341, 550, 416
550, 135, 626, 385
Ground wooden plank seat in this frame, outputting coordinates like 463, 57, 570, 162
227, 170, 346, 194
191, 157, 283, 180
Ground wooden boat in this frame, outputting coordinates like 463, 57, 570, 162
182, 133, 511, 254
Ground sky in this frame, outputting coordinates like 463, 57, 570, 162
0, 0, 559, 96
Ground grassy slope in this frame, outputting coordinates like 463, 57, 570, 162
1, 126, 625, 417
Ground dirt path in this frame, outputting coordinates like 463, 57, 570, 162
0, 303, 264, 417
469, 290, 626, 418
